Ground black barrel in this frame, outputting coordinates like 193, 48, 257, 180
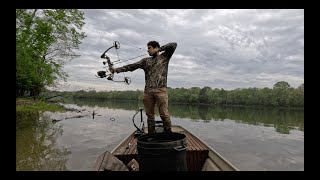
137, 132, 188, 171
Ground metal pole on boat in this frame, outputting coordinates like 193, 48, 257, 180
139, 107, 143, 124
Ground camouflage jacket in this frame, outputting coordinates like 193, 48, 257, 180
116, 42, 177, 92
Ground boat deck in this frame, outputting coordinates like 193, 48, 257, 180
112, 126, 209, 171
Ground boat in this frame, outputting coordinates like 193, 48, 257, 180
93, 108, 239, 171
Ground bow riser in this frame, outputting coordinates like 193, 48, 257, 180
97, 41, 131, 85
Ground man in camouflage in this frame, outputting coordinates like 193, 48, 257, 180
109, 41, 177, 133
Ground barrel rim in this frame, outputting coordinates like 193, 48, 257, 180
137, 132, 187, 148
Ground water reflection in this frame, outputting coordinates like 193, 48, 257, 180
64, 98, 304, 134
16, 111, 71, 171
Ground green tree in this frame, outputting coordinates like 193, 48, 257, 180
272, 81, 290, 106
16, 9, 86, 97
273, 81, 291, 89
199, 86, 211, 104
297, 83, 304, 92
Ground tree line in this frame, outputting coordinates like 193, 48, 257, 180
44, 81, 304, 108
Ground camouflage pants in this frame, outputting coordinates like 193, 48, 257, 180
143, 89, 171, 133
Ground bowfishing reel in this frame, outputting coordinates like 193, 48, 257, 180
96, 71, 107, 78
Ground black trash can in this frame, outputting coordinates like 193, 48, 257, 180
137, 132, 188, 171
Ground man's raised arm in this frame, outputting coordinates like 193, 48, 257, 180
159, 42, 177, 59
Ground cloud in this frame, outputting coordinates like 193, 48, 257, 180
53, 9, 304, 92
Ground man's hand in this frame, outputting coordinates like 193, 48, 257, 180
109, 67, 116, 74
109, 67, 120, 74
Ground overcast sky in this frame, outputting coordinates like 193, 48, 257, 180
52, 9, 304, 92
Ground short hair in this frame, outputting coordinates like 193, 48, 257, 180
147, 41, 160, 48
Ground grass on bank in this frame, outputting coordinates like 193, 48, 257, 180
16, 97, 66, 112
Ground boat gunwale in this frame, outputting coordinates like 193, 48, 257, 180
177, 126, 239, 171
110, 133, 134, 154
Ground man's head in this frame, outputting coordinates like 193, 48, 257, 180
147, 41, 160, 56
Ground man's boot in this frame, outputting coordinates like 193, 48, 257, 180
147, 118, 155, 133
162, 120, 172, 133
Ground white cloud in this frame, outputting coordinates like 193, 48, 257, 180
53, 9, 304, 92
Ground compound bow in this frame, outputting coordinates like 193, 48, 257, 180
96, 41, 147, 85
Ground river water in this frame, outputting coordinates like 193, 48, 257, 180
16, 99, 304, 171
